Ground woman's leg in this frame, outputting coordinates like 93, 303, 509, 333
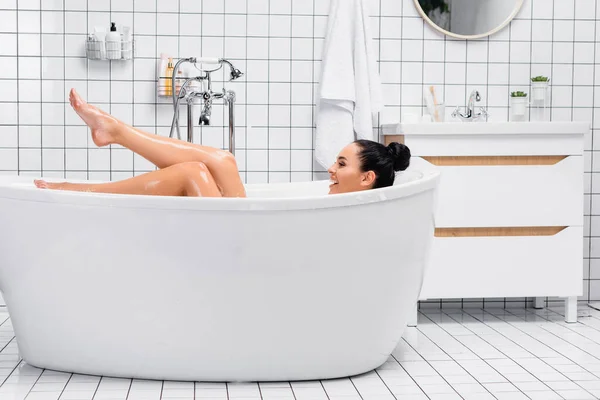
68, 88, 245, 198
34, 162, 222, 197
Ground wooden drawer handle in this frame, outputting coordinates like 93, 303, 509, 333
435, 226, 567, 237
385, 135, 405, 145
382, 137, 567, 165
423, 156, 567, 166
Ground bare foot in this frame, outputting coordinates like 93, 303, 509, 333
69, 88, 117, 147
34, 179, 60, 189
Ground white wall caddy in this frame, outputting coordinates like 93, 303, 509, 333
85, 37, 135, 60
383, 121, 587, 324
86, 22, 134, 61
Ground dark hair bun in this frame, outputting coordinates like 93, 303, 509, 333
387, 142, 411, 171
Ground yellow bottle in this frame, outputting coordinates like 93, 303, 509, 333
164, 58, 174, 96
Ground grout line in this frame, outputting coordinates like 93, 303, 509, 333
287, 381, 298, 400
318, 380, 331, 400
244, 1, 248, 181
587, 0, 598, 300
347, 376, 365, 400
289, 3, 293, 181
85, 0, 89, 180
0, 338, 22, 387
550, 0, 555, 121
39, 0, 43, 177
372, 369, 399, 400
388, 351, 434, 399
15, 1, 19, 174
57, 372, 73, 399
125, 376, 133, 400
256, 382, 263, 399
570, 0, 576, 122
266, 0, 270, 183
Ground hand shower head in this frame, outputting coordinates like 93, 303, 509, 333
218, 59, 244, 81
230, 67, 244, 81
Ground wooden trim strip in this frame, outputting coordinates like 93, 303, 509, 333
384, 135, 405, 145
435, 226, 567, 237
422, 156, 567, 166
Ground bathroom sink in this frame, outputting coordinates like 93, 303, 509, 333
381, 121, 590, 136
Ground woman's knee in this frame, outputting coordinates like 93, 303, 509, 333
177, 161, 210, 173
177, 161, 214, 183
214, 150, 238, 170
175, 162, 221, 197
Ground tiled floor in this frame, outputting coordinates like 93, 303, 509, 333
1, 306, 600, 400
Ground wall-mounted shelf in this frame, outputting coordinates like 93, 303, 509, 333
157, 77, 203, 98
86, 37, 135, 60
158, 76, 183, 98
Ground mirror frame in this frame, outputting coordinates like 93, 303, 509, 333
413, 0, 525, 40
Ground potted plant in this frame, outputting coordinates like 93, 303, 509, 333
531, 76, 550, 103
510, 91, 528, 121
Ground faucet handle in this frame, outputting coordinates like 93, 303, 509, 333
451, 106, 460, 119
470, 107, 489, 122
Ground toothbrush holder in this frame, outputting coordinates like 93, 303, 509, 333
431, 102, 445, 122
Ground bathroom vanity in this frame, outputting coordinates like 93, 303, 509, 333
383, 121, 587, 323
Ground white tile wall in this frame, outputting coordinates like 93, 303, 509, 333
0, 0, 598, 303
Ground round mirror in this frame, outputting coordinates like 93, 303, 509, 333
413, 0, 525, 39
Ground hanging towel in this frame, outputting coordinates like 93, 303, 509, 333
315, 0, 383, 169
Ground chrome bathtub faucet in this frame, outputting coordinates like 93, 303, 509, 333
168, 58, 243, 155
451, 90, 489, 122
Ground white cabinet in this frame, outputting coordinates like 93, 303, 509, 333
383, 121, 588, 323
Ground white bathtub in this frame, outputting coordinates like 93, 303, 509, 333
0, 157, 440, 382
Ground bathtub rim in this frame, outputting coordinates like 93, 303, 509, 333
0, 164, 439, 212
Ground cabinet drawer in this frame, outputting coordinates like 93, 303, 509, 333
431, 155, 583, 227
418, 226, 583, 300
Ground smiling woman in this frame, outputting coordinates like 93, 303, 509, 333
35, 90, 409, 199
327, 139, 411, 195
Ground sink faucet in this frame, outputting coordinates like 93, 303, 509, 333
451, 90, 489, 122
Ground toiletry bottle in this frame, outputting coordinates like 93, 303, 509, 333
106, 22, 121, 60
165, 58, 174, 96
158, 53, 168, 96
93, 27, 107, 59
121, 26, 132, 59
175, 69, 183, 94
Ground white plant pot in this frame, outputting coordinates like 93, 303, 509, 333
510, 96, 528, 121
531, 82, 549, 103
511, 97, 527, 115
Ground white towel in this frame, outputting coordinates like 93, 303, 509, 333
315, 0, 383, 169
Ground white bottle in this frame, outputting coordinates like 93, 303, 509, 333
121, 26, 132, 59
106, 22, 121, 60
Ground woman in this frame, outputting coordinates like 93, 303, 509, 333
34, 89, 411, 197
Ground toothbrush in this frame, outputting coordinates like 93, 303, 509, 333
423, 86, 435, 122
430, 86, 440, 122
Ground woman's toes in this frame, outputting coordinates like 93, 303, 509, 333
34, 179, 48, 189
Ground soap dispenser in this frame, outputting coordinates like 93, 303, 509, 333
106, 22, 121, 60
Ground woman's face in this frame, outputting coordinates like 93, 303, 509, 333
327, 143, 375, 194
